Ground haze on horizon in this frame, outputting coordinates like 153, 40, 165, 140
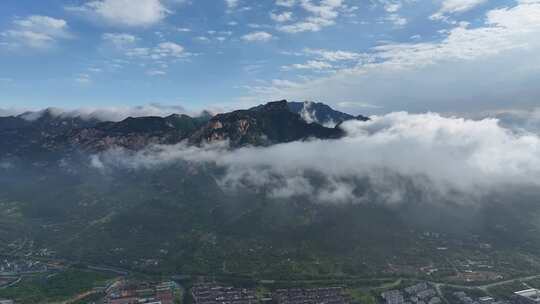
1, 0, 539, 117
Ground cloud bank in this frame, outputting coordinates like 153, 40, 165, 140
90, 112, 540, 204
66, 0, 170, 27
2, 103, 212, 122
248, 0, 540, 114
1, 15, 72, 49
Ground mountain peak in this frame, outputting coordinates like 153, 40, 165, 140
0, 100, 358, 155
190, 100, 343, 147
260, 99, 289, 111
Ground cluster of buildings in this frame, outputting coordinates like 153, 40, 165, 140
513, 289, 540, 304
191, 283, 350, 304
381, 283, 441, 304
0, 299, 14, 304
0, 258, 47, 275
191, 283, 259, 304
452, 291, 506, 304
451, 288, 540, 304
105, 280, 178, 304
272, 287, 350, 304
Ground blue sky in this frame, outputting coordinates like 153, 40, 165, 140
1, 0, 539, 116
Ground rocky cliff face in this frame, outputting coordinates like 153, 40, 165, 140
189, 100, 344, 147
67, 114, 208, 151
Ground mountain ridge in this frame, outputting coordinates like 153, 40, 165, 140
0, 100, 368, 155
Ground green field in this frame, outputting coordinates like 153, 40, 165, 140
0, 269, 115, 304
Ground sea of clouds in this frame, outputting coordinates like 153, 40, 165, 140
90, 111, 540, 204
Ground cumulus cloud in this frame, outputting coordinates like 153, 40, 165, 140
276, 0, 348, 33
99, 33, 188, 74
270, 11, 294, 22
1, 15, 71, 49
66, 0, 170, 27
90, 112, 540, 204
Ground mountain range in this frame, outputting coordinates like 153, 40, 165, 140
2, 100, 540, 281
0, 100, 367, 157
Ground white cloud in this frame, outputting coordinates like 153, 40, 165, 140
270, 11, 294, 22
431, 0, 487, 20
7, 103, 209, 122
102, 33, 138, 48
225, 0, 239, 9
75, 73, 92, 84
125, 41, 186, 60
13, 15, 68, 32
241, 31, 273, 42
277, 17, 334, 33
277, 0, 347, 33
303, 48, 366, 61
337, 101, 382, 109
91, 112, 540, 204
384, 2, 402, 13
282, 60, 333, 70
156, 42, 184, 56
276, 0, 297, 7
0, 107, 28, 117
482, 108, 540, 134
147, 70, 167, 76
385, 13, 407, 27
244, 0, 540, 114
1, 15, 71, 49
67, 0, 170, 27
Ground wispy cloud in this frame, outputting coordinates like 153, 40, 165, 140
431, 0, 487, 20
282, 60, 333, 70
241, 31, 273, 42
276, 0, 349, 33
1, 15, 71, 49
102, 33, 138, 48
243, 0, 540, 113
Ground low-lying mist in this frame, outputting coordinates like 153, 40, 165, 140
90, 112, 540, 205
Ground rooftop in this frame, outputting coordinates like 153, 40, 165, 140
514, 289, 540, 302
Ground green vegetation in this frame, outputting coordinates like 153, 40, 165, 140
3, 162, 540, 281
72, 293, 104, 304
487, 281, 532, 300
347, 288, 377, 304
0, 269, 115, 304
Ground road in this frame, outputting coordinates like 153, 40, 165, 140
0, 276, 21, 289
431, 274, 540, 292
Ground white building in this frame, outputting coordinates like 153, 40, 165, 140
514, 289, 540, 304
